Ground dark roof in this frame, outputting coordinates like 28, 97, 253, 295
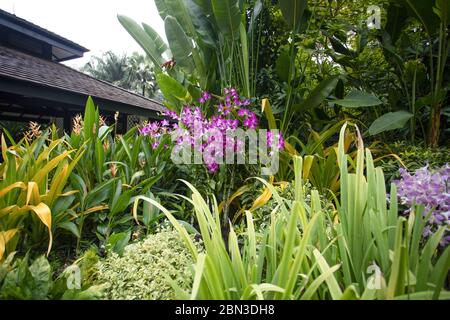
0, 9, 89, 52
0, 44, 164, 113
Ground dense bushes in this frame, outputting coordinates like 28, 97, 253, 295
91, 229, 199, 300
380, 142, 450, 183
1, 95, 448, 301
0, 128, 85, 260
0, 98, 179, 262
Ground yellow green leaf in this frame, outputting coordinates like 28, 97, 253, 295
74, 205, 108, 221
285, 141, 298, 155
303, 155, 314, 180
218, 184, 251, 213
46, 164, 69, 207
0, 205, 17, 219
26, 181, 41, 206
31, 151, 73, 185
0, 182, 26, 198
36, 139, 63, 165
0, 234, 4, 261
262, 98, 277, 130
249, 177, 275, 212
3, 229, 18, 243
0, 229, 18, 261
28, 203, 53, 256
1, 134, 8, 163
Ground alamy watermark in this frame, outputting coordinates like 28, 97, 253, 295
367, 5, 381, 30
367, 263, 383, 289
66, 265, 81, 290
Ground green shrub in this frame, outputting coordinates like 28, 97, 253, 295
92, 229, 199, 300
380, 142, 450, 183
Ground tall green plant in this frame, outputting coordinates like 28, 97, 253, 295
134, 123, 450, 299
335, 123, 450, 298
134, 174, 342, 299
0, 127, 84, 259
119, 0, 264, 106
381, 0, 449, 145
65, 98, 170, 249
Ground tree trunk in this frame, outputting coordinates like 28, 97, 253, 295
428, 103, 441, 148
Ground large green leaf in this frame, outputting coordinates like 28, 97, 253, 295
400, 0, 440, 36
239, 23, 250, 96
58, 221, 81, 239
333, 90, 382, 108
368, 111, 413, 135
107, 231, 131, 256
164, 16, 195, 71
157, 0, 199, 40
29, 255, 52, 299
117, 15, 164, 70
142, 23, 168, 56
156, 73, 192, 110
275, 50, 291, 83
211, 0, 241, 38
154, 0, 170, 20
385, 2, 409, 42
1, 255, 34, 299
434, 0, 450, 25
295, 75, 341, 111
322, 30, 355, 57
186, 0, 216, 47
248, 0, 263, 34
192, 0, 212, 13
279, 0, 307, 32
83, 96, 96, 142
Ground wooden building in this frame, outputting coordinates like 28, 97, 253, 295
0, 9, 163, 133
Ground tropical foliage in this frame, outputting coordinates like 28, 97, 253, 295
135, 124, 450, 300
0, 0, 449, 301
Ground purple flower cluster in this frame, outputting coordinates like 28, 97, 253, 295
394, 164, 450, 247
267, 131, 285, 152
138, 120, 171, 149
198, 91, 212, 104
237, 109, 258, 129
139, 88, 285, 173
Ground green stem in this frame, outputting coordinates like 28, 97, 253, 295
410, 56, 418, 143
281, 35, 297, 134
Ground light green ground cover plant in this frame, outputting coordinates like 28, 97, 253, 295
134, 123, 450, 300
92, 228, 200, 300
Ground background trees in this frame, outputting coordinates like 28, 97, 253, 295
81, 51, 160, 99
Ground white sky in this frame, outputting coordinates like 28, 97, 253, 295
0, 0, 166, 68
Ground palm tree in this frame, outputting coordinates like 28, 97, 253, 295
127, 52, 158, 98
81, 51, 159, 99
